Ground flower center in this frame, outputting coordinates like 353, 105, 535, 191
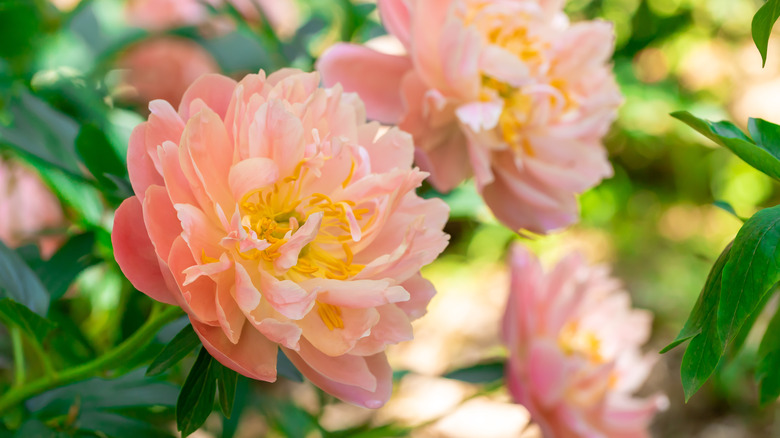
558, 322, 604, 364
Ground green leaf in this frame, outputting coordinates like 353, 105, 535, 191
76, 411, 173, 438
443, 361, 505, 384
661, 243, 732, 353
36, 233, 97, 301
146, 324, 201, 376
756, 305, 780, 405
27, 370, 179, 415
718, 205, 780, 349
752, 0, 780, 67
215, 362, 238, 418
276, 350, 303, 382
0, 240, 49, 315
671, 111, 780, 180
177, 348, 217, 437
0, 299, 56, 345
677, 245, 732, 401
713, 201, 746, 222
748, 117, 780, 155
75, 123, 128, 190
0, 88, 81, 175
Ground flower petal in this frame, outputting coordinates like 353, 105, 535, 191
192, 318, 278, 382
112, 196, 176, 305
318, 44, 412, 124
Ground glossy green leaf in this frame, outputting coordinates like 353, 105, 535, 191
662, 243, 732, 353
36, 232, 97, 301
177, 348, 217, 437
671, 111, 780, 180
215, 362, 238, 418
752, 0, 780, 67
0, 298, 56, 344
676, 245, 732, 400
276, 350, 303, 382
748, 117, 780, 154
146, 324, 201, 376
0, 240, 49, 315
756, 305, 780, 405
443, 361, 505, 384
718, 206, 780, 349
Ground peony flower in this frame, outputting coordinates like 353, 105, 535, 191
0, 158, 64, 258
502, 244, 667, 437
317, 0, 622, 233
125, 0, 301, 38
117, 37, 221, 108
111, 69, 449, 408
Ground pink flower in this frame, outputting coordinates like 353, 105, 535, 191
0, 158, 64, 258
117, 37, 221, 108
317, 0, 622, 233
111, 69, 449, 408
502, 244, 666, 437
125, 0, 301, 38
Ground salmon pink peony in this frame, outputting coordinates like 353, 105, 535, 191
125, 0, 300, 38
111, 69, 449, 408
502, 245, 666, 437
0, 158, 64, 258
118, 37, 221, 107
317, 0, 622, 233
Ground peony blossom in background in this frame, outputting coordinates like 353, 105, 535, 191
318, 0, 622, 234
0, 158, 64, 258
111, 68, 449, 408
125, 0, 300, 38
502, 244, 667, 437
117, 37, 221, 108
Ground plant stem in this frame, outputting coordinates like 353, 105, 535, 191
11, 328, 25, 388
0, 305, 183, 415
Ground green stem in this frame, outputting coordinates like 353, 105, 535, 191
11, 328, 25, 388
0, 306, 182, 415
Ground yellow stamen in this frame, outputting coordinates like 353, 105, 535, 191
317, 302, 344, 330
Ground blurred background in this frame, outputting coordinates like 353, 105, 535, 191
1, 0, 780, 436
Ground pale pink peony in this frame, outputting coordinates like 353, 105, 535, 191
111, 69, 449, 408
117, 37, 221, 108
502, 244, 667, 437
125, 0, 301, 38
0, 158, 64, 258
317, 0, 622, 233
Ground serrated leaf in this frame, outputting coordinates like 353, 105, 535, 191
277, 350, 303, 382
0, 240, 49, 315
37, 232, 97, 301
672, 111, 780, 180
0, 298, 56, 345
757, 305, 780, 405
177, 348, 217, 437
661, 243, 732, 353
146, 324, 200, 376
215, 362, 237, 418
752, 0, 780, 67
718, 205, 780, 349
443, 361, 505, 384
